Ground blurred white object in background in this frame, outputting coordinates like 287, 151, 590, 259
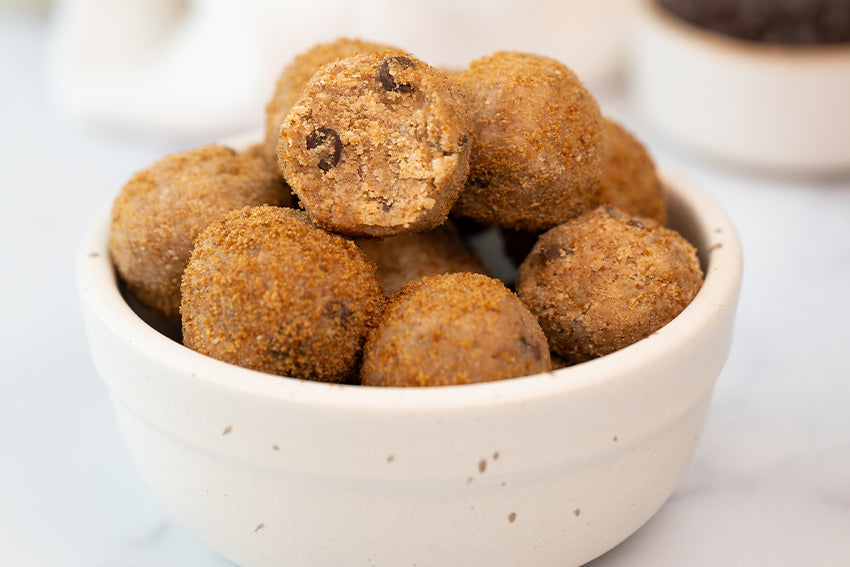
630, 0, 850, 174
45, 0, 628, 139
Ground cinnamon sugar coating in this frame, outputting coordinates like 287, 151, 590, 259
517, 206, 703, 364
181, 206, 384, 382
263, 38, 393, 165
278, 51, 472, 236
109, 144, 292, 322
361, 273, 550, 387
454, 51, 605, 231
355, 221, 487, 294
598, 118, 666, 224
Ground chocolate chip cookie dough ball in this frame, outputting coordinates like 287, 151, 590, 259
454, 51, 605, 231
361, 273, 550, 387
181, 206, 384, 382
598, 118, 666, 224
110, 145, 291, 322
263, 38, 394, 164
355, 222, 488, 294
517, 206, 703, 364
279, 51, 472, 237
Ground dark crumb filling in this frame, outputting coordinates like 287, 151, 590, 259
657, 0, 850, 45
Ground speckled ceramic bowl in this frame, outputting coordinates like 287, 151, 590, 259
631, 0, 850, 173
78, 166, 741, 567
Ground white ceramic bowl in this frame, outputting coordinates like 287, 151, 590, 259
78, 167, 741, 567
631, 0, 850, 174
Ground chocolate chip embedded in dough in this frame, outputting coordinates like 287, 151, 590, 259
306, 128, 342, 172
379, 56, 415, 93
541, 243, 573, 263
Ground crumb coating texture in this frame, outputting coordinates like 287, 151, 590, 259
517, 206, 703, 363
181, 206, 384, 382
361, 272, 550, 387
109, 144, 291, 321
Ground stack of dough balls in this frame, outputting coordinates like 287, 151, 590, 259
108, 37, 703, 387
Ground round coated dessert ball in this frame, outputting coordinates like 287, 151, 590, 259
181, 206, 384, 382
361, 272, 551, 387
263, 38, 394, 164
355, 221, 488, 294
598, 117, 666, 224
454, 51, 605, 231
516, 206, 703, 364
109, 144, 292, 322
279, 51, 472, 236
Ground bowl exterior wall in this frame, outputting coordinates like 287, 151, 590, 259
107, 387, 713, 567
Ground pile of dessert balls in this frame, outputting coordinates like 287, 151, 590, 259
110, 38, 703, 387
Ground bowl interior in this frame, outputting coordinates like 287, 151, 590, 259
79, 164, 742, 410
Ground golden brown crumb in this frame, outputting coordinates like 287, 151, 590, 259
355, 221, 488, 294
517, 206, 703, 363
181, 206, 385, 382
454, 51, 605, 231
109, 144, 292, 322
598, 117, 666, 224
361, 272, 550, 387
279, 50, 472, 236
263, 38, 395, 165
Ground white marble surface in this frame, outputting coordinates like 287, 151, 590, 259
2, 6, 850, 566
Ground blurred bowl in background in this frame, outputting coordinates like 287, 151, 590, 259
630, 0, 850, 174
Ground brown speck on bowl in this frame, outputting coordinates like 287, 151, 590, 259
508, 512, 517, 523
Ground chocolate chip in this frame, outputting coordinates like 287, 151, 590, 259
518, 335, 544, 362
629, 219, 645, 228
379, 56, 415, 93
323, 300, 352, 324
469, 176, 490, 189
540, 244, 573, 263
306, 128, 342, 172
569, 319, 589, 342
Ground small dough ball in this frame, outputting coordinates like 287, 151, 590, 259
263, 38, 394, 164
454, 51, 605, 231
181, 206, 385, 382
355, 222, 488, 294
598, 118, 666, 224
279, 51, 472, 236
361, 273, 551, 387
517, 206, 703, 364
110, 145, 291, 321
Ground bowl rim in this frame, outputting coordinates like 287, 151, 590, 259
637, 0, 850, 62
78, 164, 742, 412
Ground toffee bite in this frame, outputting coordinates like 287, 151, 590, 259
454, 51, 605, 231
278, 51, 472, 237
361, 273, 551, 387
181, 206, 384, 382
263, 38, 395, 165
110, 145, 291, 322
517, 206, 703, 364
